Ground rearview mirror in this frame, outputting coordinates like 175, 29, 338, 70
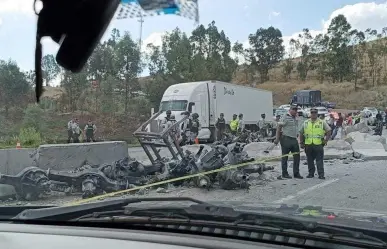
188, 102, 195, 113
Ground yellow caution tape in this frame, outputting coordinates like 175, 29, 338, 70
66, 151, 301, 206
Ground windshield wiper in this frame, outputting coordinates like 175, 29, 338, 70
12, 197, 210, 221
75, 205, 387, 248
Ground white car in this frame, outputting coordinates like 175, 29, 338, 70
304, 107, 329, 118
279, 104, 291, 110
362, 107, 378, 125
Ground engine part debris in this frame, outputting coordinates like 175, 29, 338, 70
0, 167, 51, 201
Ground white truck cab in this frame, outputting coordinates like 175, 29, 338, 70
154, 81, 273, 142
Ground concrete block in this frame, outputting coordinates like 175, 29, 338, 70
36, 141, 129, 170
346, 131, 386, 145
351, 141, 387, 160
345, 122, 371, 135
365, 135, 386, 144
0, 184, 16, 200
0, 149, 36, 175
323, 140, 353, 160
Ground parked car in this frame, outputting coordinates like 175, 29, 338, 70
362, 107, 378, 125
304, 106, 329, 118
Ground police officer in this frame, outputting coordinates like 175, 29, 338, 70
257, 114, 268, 138
229, 114, 238, 135
215, 113, 226, 140
190, 113, 200, 144
274, 105, 303, 180
167, 114, 180, 144
180, 111, 191, 145
84, 120, 97, 142
160, 110, 172, 132
72, 119, 82, 143
67, 118, 74, 143
271, 114, 281, 137
299, 108, 331, 179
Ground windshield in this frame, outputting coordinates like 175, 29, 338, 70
3, 0, 387, 238
159, 100, 188, 111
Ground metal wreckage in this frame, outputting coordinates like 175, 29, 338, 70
0, 112, 273, 201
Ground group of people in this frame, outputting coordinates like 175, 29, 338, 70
217, 113, 277, 141
274, 105, 331, 180
159, 110, 200, 145
67, 118, 97, 143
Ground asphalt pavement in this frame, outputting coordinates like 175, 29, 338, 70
124, 140, 387, 213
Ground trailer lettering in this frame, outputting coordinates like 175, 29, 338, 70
224, 87, 235, 96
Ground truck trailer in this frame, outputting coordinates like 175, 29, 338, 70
151, 80, 273, 141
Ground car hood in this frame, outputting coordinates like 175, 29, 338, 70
128, 200, 387, 227
206, 201, 387, 228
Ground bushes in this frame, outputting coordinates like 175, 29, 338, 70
0, 127, 43, 148
18, 127, 43, 147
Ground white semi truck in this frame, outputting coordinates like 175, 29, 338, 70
152, 80, 273, 141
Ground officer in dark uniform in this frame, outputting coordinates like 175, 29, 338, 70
274, 105, 303, 180
84, 120, 97, 142
215, 113, 226, 141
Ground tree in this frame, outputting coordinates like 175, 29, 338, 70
0, 60, 30, 117
293, 29, 315, 81
282, 39, 296, 81
61, 70, 88, 112
190, 21, 238, 82
246, 27, 285, 83
41, 54, 61, 87
311, 34, 329, 83
350, 30, 366, 90
326, 14, 353, 83
365, 29, 383, 86
115, 32, 142, 114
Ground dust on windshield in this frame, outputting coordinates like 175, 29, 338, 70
1, 1, 387, 217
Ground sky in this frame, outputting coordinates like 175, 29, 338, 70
1, 0, 387, 79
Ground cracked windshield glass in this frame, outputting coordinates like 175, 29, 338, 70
2, 0, 387, 222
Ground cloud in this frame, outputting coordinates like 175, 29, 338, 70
268, 11, 280, 20
244, 1, 387, 58
142, 31, 165, 51
0, 0, 34, 15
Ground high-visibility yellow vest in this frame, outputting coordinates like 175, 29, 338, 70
304, 119, 325, 145
230, 119, 239, 131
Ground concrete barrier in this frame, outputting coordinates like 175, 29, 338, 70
243, 141, 353, 161
351, 141, 387, 160
0, 149, 36, 175
345, 122, 371, 135
36, 141, 129, 170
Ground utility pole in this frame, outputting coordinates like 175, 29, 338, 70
138, 13, 144, 52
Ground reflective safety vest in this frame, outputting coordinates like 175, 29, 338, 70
230, 119, 239, 131
304, 119, 325, 145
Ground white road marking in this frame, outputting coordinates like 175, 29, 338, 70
272, 178, 339, 204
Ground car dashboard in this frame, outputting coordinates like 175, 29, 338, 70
0, 223, 296, 249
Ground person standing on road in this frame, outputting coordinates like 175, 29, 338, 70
299, 108, 331, 179
160, 110, 172, 132
229, 114, 238, 135
190, 113, 200, 144
180, 111, 191, 145
257, 114, 268, 138
374, 113, 383, 136
331, 113, 343, 140
237, 113, 245, 133
271, 115, 281, 137
84, 120, 97, 142
274, 105, 303, 180
215, 113, 226, 141
67, 118, 74, 143
72, 119, 82, 143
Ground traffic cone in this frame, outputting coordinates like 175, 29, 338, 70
16, 141, 21, 149
194, 137, 199, 144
